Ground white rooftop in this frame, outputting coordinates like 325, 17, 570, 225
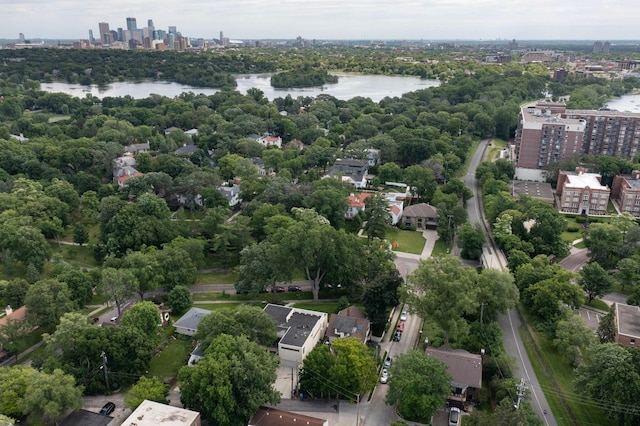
564, 172, 608, 190
121, 400, 200, 426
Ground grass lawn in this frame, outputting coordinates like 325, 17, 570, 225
385, 228, 426, 255
190, 302, 244, 311
607, 200, 617, 215
49, 243, 98, 268
291, 301, 341, 314
196, 270, 238, 285
148, 338, 193, 378
585, 299, 609, 311
519, 312, 608, 426
431, 239, 449, 257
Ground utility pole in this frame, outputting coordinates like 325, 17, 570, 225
447, 214, 454, 250
356, 393, 360, 426
101, 351, 110, 392
514, 377, 526, 410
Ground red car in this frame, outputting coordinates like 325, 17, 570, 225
275, 286, 286, 292
397, 321, 405, 332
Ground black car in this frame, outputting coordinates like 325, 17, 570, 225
288, 285, 302, 292
99, 401, 115, 416
393, 331, 402, 342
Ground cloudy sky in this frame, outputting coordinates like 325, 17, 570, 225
1, 0, 638, 41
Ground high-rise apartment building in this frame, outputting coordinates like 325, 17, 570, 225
98, 22, 111, 45
515, 101, 640, 169
126, 17, 137, 31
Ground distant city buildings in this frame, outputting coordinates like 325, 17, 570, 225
515, 101, 640, 169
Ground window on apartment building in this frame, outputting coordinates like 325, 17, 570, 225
583, 194, 590, 201
631, 339, 636, 346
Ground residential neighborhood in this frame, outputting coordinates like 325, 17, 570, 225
3, 39, 640, 426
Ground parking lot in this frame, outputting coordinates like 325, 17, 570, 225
579, 307, 603, 330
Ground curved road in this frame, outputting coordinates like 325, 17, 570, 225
465, 140, 556, 426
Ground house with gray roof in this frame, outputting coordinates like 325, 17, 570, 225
401, 203, 438, 230
263, 304, 328, 367
124, 142, 150, 154
325, 158, 369, 189
174, 307, 211, 336
326, 305, 370, 344
218, 184, 241, 207
174, 144, 199, 156
426, 347, 482, 408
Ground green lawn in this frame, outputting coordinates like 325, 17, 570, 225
519, 312, 608, 426
291, 302, 341, 314
148, 338, 193, 377
190, 302, 244, 311
385, 228, 426, 255
48, 243, 98, 268
585, 299, 609, 311
430, 239, 449, 257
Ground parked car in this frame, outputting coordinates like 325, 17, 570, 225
449, 407, 461, 426
288, 285, 302, 292
393, 331, 402, 342
384, 356, 392, 368
399, 311, 408, 321
275, 286, 286, 292
380, 368, 389, 384
100, 402, 115, 416
110, 316, 118, 322
396, 321, 405, 332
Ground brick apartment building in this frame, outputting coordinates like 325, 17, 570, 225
557, 167, 610, 215
612, 170, 640, 217
515, 101, 640, 169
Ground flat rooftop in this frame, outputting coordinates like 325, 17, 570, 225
617, 303, 640, 339
512, 180, 554, 203
563, 172, 608, 191
121, 400, 200, 426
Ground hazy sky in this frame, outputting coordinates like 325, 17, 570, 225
1, 0, 638, 41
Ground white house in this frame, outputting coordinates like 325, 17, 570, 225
257, 135, 282, 148
263, 304, 328, 367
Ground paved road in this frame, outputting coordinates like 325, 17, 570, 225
558, 248, 589, 272
465, 139, 556, 426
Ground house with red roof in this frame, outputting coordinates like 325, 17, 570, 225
345, 192, 374, 218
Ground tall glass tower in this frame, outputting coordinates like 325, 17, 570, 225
126, 17, 137, 31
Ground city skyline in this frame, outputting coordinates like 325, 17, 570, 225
2, 0, 640, 41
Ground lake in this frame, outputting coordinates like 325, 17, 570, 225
40, 73, 440, 103
606, 93, 640, 113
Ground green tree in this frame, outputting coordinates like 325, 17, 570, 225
124, 376, 169, 410
597, 305, 617, 343
574, 343, 640, 425
167, 285, 192, 315
300, 337, 378, 400
457, 222, 485, 260
386, 350, 451, 421
583, 223, 623, 269
466, 399, 543, 426
120, 301, 160, 338
617, 256, 640, 292
123, 248, 161, 301
553, 311, 595, 366
0, 318, 32, 363
195, 305, 277, 352
362, 269, 403, 335
25, 279, 75, 331
19, 369, 83, 425
404, 165, 437, 201
72, 223, 89, 246
475, 268, 519, 322
363, 194, 391, 240
98, 267, 137, 317
0, 366, 35, 419
407, 255, 478, 344
178, 334, 280, 426
580, 261, 614, 303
